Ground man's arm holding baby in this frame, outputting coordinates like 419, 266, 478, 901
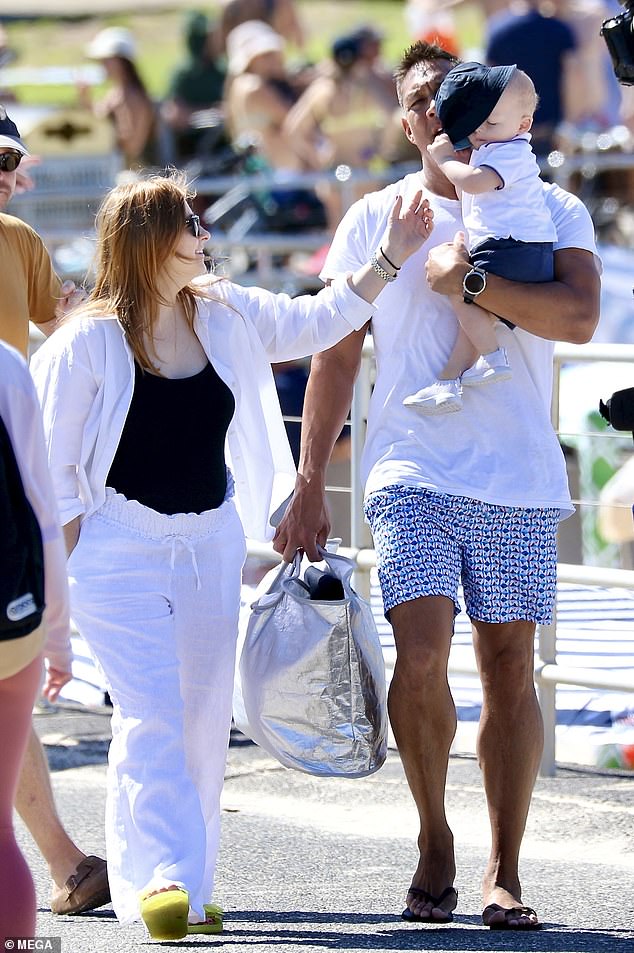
426, 232, 599, 344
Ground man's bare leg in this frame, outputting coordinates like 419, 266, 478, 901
15, 725, 87, 888
388, 595, 458, 922
473, 619, 542, 929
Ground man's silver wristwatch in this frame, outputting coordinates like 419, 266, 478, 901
462, 266, 487, 304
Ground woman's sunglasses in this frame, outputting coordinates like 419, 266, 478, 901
0, 151, 23, 173
185, 213, 201, 238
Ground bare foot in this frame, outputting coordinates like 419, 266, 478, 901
140, 884, 185, 901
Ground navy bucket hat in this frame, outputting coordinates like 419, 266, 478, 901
0, 104, 29, 155
434, 61, 517, 150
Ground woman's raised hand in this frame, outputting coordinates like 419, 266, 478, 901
380, 190, 434, 269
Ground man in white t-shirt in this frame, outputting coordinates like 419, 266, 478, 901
273, 41, 600, 931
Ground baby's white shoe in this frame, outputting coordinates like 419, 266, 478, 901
461, 347, 512, 386
403, 379, 463, 415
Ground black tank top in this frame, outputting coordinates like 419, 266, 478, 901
107, 361, 235, 515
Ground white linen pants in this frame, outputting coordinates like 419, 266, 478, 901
67, 488, 246, 925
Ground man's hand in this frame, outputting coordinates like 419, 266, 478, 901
42, 665, 73, 703
54, 279, 87, 320
272, 474, 331, 563
425, 231, 470, 296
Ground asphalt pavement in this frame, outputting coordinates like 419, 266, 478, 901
14, 702, 634, 953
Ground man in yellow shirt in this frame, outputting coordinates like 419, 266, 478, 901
0, 107, 83, 353
0, 104, 110, 917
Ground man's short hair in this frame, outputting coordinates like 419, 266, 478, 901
393, 40, 459, 107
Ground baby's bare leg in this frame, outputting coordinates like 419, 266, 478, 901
439, 320, 480, 381
449, 295, 499, 362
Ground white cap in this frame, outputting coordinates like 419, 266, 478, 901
226, 20, 283, 75
86, 27, 136, 61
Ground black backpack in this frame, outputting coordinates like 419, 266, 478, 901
0, 412, 45, 640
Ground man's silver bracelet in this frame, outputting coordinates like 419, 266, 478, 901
370, 252, 397, 282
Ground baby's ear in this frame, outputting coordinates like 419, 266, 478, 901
520, 114, 533, 134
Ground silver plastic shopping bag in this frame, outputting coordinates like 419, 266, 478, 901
235, 546, 388, 777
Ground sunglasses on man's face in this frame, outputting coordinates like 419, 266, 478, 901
0, 151, 23, 173
185, 213, 201, 238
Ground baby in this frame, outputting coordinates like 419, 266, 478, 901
404, 62, 556, 415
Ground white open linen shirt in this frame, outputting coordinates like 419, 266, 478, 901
0, 341, 71, 672
30, 275, 376, 542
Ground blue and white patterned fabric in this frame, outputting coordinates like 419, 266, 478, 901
364, 485, 559, 622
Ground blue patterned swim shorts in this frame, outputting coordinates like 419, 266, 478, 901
364, 485, 559, 623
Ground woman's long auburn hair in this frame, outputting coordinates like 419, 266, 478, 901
85, 171, 203, 371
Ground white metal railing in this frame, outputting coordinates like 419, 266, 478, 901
538, 343, 634, 773
15, 147, 634, 285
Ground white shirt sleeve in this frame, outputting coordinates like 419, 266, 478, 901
196, 274, 376, 362
544, 182, 600, 261
0, 343, 72, 672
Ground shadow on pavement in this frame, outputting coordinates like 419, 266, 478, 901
151, 914, 632, 950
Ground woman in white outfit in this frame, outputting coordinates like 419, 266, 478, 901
31, 172, 432, 941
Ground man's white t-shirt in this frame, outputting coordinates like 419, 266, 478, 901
320, 174, 599, 516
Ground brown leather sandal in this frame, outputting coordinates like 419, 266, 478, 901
50, 855, 110, 915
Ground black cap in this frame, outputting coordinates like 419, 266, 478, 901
434, 61, 517, 150
332, 33, 363, 69
599, 386, 634, 436
0, 104, 29, 155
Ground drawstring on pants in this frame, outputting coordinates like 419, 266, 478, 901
168, 536, 202, 590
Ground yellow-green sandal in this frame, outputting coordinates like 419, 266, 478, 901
188, 902, 223, 934
139, 887, 189, 941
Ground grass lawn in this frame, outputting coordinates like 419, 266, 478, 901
1, 1, 482, 105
